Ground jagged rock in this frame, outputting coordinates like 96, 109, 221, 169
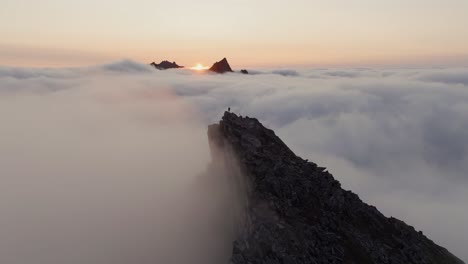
240, 69, 249, 74
209, 58, 233, 73
208, 112, 465, 264
150, 60, 183, 70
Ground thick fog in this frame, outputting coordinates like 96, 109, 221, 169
0, 65, 245, 264
0, 61, 467, 262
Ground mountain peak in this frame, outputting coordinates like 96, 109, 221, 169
150, 60, 183, 70
208, 111, 465, 264
209, 58, 234, 73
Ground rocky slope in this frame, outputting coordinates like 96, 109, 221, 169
208, 112, 464, 264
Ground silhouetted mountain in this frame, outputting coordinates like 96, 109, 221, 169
208, 112, 465, 264
150, 60, 183, 70
209, 58, 233, 73
240, 69, 249, 74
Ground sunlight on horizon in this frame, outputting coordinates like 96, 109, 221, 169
190, 63, 209, 71
1, 1, 468, 67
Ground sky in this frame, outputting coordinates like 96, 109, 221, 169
1, 0, 468, 67
0, 62, 467, 262
1, 0, 467, 262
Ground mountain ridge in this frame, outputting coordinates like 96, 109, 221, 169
150, 60, 183, 70
208, 111, 464, 264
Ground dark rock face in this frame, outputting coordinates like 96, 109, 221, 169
209, 58, 234, 73
208, 112, 464, 264
150, 60, 183, 70
240, 69, 249, 74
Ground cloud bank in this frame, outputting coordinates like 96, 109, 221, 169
0, 61, 467, 262
0, 63, 243, 264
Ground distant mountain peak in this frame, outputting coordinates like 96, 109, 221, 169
150, 60, 183, 70
209, 58, 233, 73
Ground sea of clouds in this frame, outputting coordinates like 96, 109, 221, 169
0, 60, 467, 263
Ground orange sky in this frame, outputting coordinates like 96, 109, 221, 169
2, 0, 468, 67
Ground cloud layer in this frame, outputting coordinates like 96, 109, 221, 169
0, 63, 243, 264
0, 61, 467, 262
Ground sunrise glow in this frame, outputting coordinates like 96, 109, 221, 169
190, 63, 209, 71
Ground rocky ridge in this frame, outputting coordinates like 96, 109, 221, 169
208, 112, 464, 264
150, 60, 183, 70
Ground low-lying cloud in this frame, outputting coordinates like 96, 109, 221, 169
0, 61, 467, 262
0, 64, 243, 264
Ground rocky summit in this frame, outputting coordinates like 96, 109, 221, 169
209, 58, 234, 73
208, 112, 464, 264
150, 60, 183, 70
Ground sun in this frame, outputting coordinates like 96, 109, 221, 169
190, 63, 209, 71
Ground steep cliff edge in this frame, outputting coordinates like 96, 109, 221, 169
208, 112, 464, 264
